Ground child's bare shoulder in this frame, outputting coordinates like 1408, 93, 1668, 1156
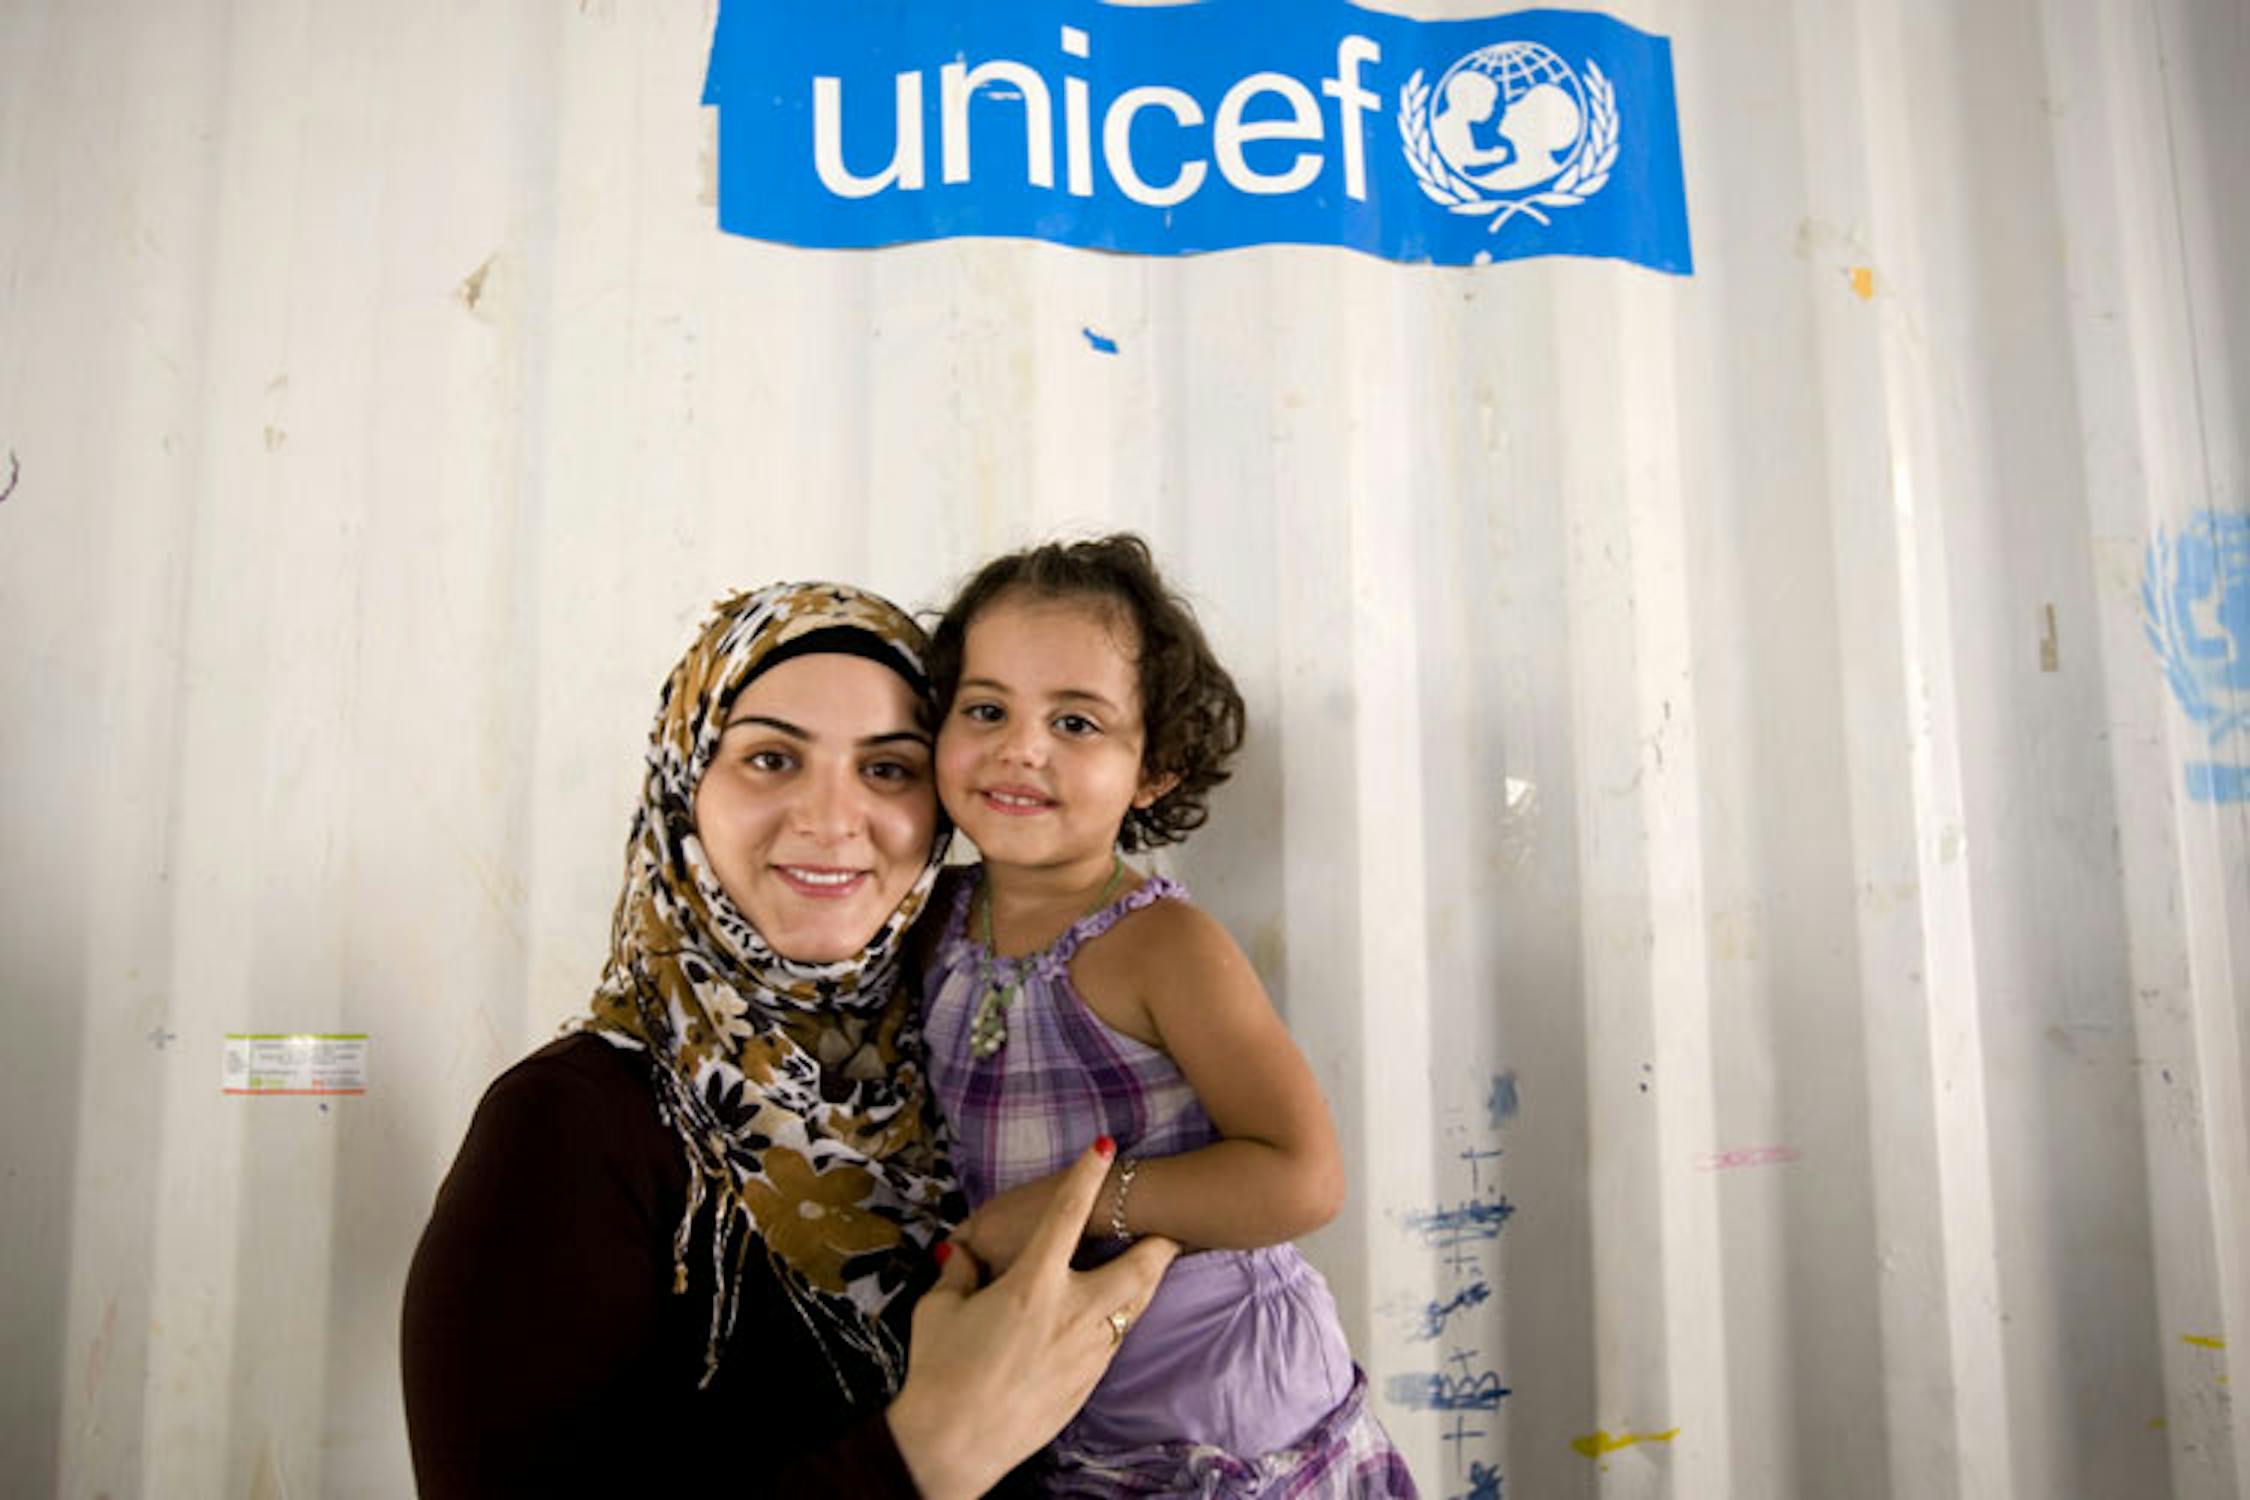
1076, 885, 1280, 1056
1089, 887, 1250, 991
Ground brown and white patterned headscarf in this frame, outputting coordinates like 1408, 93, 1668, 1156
582, 582, 956, 1399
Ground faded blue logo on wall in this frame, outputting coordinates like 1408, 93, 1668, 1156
702, 0, 1692, 274
2144, 510, 2250, 802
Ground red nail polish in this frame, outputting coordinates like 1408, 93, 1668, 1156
933, 1241, 954, 1268
1094, 1135, 1116, 1158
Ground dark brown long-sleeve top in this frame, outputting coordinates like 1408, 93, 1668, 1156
401, 1032, 923, 1497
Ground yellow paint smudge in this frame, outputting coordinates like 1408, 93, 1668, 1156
1572, 1427, 1681, 1460
1849, 266, 1876, 300
2182, 1334, 2226, 1350
459, 256, 493, 310
2149, 1416, 2167, 1430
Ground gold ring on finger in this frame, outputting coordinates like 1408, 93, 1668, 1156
1105, 1308, 1132, 1346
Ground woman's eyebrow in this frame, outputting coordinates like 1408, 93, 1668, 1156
724, 713, 808, 739
722, 715, 929, 750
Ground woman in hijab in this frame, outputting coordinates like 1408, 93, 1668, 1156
402, 583, 1174, 1497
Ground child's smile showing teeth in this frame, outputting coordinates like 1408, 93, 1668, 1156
982, 785, 1055, 814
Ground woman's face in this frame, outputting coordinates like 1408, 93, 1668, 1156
693, 653, 937, 963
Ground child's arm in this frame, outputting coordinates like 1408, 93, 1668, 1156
956, 899, 1343, 1268
1096, 897, 1344, 1245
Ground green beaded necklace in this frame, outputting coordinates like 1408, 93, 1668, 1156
968, 853, 1128, 1059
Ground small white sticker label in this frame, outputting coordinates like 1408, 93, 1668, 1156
223, 1034, 369, 1095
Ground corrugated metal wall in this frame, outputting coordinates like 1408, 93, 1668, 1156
3, 1, 2244, 1496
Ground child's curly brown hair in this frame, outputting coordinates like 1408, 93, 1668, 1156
926, 534, 1246, 852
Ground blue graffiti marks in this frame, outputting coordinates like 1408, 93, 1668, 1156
1485, 1071, 1519, 1129
2144, 510, 2250, 801
1458, 1145, 1503, 1194
1416, 1280, 1493, 1341
1451, 1461, 1503, 1500
1386, 1367, 1511, 1413
1081, 327, 1120, 354
1398, 1092, 1515, 1491
1441, 1241, 1484, 1281
1441, 1418, 1493, 1482
1406, 1195, 1515, 1247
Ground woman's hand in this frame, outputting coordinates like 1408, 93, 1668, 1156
886, 1141, 1178, 1500
952, 1174, 1062, 1275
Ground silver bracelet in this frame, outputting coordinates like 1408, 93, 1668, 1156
1108, 1156, 1141, 1241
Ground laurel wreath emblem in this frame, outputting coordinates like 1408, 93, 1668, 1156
1400, 59, 1620, 232
2143, 520, 2250, 746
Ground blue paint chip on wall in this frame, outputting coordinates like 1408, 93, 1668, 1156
1083, 327, 1120, 354
1486, 1070, 1519, 1128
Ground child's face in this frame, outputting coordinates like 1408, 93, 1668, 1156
937, 593, 1167, 874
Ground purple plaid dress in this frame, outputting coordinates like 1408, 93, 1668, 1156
923, 869, 1417, 1498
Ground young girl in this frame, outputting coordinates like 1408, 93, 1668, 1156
919, 536, 1416, 1496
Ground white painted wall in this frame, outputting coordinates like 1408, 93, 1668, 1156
2, 2, 2244, 1496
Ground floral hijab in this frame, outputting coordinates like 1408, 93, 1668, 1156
582, 583, 957, 1399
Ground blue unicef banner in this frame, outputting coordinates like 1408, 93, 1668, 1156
702, 1, 1694, 274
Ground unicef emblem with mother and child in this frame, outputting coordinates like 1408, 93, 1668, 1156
1401, 40, 1621, 232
